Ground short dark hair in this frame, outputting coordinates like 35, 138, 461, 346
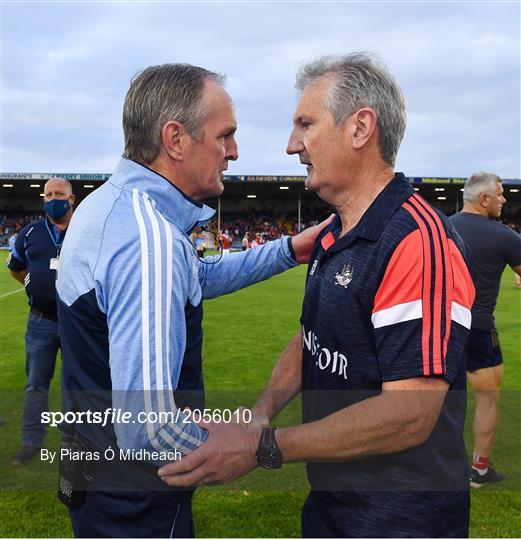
122, 63, 225, 164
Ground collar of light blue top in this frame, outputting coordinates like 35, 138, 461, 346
109, 158, 215, 234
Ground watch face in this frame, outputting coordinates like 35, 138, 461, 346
257, 447, 282, 469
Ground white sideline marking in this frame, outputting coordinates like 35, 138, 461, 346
0, 287, 24, 299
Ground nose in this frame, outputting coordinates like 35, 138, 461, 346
226, 136, 238, 162
286, 129, 303, 155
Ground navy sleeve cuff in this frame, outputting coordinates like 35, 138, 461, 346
6, 252, 25, 272
287, 236, 296, 262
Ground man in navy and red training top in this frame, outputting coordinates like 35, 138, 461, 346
159, 53, 476, 538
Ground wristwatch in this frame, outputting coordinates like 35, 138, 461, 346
256, 427, 283, 469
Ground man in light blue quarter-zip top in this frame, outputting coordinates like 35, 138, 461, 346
56, 63, 331, 538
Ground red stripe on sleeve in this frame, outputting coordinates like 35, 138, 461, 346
410, 195, 452, 375
408, 198, 443, 374
412, 194, 454, 365
402, 201, 433, 376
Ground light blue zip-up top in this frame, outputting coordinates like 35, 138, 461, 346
57, 159, 297, 461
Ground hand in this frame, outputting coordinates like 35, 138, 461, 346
290, 214, 335, 264
158, 421, 262, 487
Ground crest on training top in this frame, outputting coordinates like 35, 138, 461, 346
335, 262, 354, 288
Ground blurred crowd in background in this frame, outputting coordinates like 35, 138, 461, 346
2, 208, 521, 250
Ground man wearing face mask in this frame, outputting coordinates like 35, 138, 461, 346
7, 177, 75, 465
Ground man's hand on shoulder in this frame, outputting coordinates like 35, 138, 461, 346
291, 214, 335, 264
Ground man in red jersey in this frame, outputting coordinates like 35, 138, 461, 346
219, 230, 231, 255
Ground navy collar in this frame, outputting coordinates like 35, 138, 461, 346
109, 159, 215, 234
324, 173, 413, 253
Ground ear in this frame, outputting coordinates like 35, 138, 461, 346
349, 107, 378, 151
161, 120, 189, 161
69, 194, 76, 206
479, 192, 489, 207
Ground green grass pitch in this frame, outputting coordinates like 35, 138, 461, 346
0, 262, 519, 537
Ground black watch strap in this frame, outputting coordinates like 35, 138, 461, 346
260, 426, 277, 447
256, 427, 283, 469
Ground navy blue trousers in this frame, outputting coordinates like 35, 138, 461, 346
23, 311, 59, 445
302, 490, 469, 538
70, 491, 194, 538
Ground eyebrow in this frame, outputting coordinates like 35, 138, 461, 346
295, 111, 314, 122
220, 125, 237, 137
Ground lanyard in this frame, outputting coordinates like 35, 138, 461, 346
45, 219, 64, 256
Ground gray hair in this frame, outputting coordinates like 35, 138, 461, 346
44, 177, 73, 195
122, 63, 225, 164
463, 172, 502, 204
295, 53, 407, 167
